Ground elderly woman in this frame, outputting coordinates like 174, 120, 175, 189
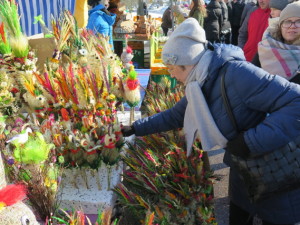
122, 17, 300, 224
257, 1, 300, 82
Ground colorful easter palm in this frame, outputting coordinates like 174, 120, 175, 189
115, 136, 216, 224
114, 78, 216, 224
0, 23, 11, 55
2, 127, 62, 221
0, 0, 29, 58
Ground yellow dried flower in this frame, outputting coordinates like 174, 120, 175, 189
102, 91, 109, 99
107, 94, 116, 101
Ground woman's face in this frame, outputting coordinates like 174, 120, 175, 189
270, 8, 281, 18
166, 64, 194, 83
281, 17, 300, 44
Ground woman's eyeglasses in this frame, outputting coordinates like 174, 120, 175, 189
281, 19, 300, 29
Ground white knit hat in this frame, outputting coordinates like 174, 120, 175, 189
162, 18, 207, 65
270, 0, 293, 10
279, 1, 300, 24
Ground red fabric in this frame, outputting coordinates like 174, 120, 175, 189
243, 8, 270, 62
0, 184, 26, 206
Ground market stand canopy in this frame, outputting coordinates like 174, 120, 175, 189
16, 0, 75, 36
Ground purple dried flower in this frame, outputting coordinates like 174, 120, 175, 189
7, 158, 14, 165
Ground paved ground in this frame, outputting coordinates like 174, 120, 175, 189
208, 149, 264, 225
207, 149, 230, 225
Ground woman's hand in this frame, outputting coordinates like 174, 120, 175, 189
121, 125, 135, 137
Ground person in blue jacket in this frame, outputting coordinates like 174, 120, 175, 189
86, 0, 116, 50
122, 18, 300, 225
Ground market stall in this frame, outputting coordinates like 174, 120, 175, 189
112, 0, 162, 68
0, 0, 216, 224
0, 0, 139, 222
149, 31, 176, 88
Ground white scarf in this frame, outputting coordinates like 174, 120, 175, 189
184, 50, 228, 156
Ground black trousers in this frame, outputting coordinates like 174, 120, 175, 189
161, 26, 169, 36
229, 202, 293, 225
231, 25, 240, 46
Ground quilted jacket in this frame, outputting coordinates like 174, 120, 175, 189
133, 43, 300, 223
86, 4, 116, 49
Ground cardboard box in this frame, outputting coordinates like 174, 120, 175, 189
28, 34, 57, 73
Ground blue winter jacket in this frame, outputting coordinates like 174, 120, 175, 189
86, 4, 116, 49
133, 44, 300, 223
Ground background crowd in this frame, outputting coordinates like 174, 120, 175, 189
162, 0, 299, 64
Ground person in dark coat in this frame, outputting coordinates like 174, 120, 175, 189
240, 0, 257, 26
238, 0, 258, 48
204, 0, 223, 43
122, 18, 300, 225
229, 0, 245, 45
219, 0, 232, 44
226, 0, 233, 19
161, 6, 172, 36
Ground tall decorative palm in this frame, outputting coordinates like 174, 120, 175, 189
114, 80, 216, 224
